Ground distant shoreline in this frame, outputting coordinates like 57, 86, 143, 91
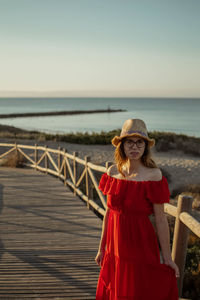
0, 108, 126, 119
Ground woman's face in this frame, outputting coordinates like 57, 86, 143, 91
123, 136, 146, 160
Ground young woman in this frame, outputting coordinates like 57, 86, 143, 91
95, 119, 180, 300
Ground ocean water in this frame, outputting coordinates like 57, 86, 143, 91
0, 97, 199, 137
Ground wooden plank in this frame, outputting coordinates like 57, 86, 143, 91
179, 211, 200, 238
63, 178, 105, 216
0, 167, 102, 299
164, 202, 177, 217
0, 146, 16, 159
17, 147, 35, 164
36, 151, 46, 166
65, 156, 75, 183
87, 161, 106, 172
76, 168, 86, 188
16, 144, 35, 150
0, 143, 15, 147
88, 167, 107, 209
46, 151, 59, 172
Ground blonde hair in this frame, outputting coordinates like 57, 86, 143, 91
114, 138, 157, 177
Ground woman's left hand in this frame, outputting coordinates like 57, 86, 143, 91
164, 259, 180, 277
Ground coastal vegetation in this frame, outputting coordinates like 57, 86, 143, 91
172, 183, 200, 211
0, 124, 200, 156
0, 149, 25, 168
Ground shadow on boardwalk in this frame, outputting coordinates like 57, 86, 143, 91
0, 167, 102, 299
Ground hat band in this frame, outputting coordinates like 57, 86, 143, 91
120, 130, 148, 138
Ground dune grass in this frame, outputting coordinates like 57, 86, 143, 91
0, 124, 200, 156
0, 149, 26, 168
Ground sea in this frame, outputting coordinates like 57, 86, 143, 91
0, 97, 199, 137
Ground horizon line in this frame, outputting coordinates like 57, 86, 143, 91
0, 96, 200, 99
0, 90, 200, 98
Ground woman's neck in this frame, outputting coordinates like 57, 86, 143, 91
124, 159, 143, 175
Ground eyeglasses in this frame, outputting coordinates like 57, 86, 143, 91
124, 139, 145, 148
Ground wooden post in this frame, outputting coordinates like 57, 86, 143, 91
85, 156, 91, 208
172, 194, 193, 298
105, 161, 113, 171
73, 151, 78, 195
58, 146, 61, 176
63, 149, 67, 186
35, 144, 38, 170
15, 142, 18, 160
45, 146, 49, 174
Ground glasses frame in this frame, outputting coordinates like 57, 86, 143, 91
123, 138, 146, 149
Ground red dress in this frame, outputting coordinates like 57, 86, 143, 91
96, 173, 179, 300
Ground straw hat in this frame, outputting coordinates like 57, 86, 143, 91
111, 119, 155, 147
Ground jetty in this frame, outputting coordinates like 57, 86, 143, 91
0, 142, 199, 299
0, 108, 126, 119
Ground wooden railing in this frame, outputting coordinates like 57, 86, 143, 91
0, 142, 199, 299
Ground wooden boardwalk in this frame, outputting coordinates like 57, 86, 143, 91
0, 167, 102, 299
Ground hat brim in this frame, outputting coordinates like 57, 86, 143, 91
111, 133, 155, 148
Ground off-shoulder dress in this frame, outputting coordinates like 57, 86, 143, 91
95, 173, 179, 300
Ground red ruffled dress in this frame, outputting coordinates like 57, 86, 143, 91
96, 173, 179, 300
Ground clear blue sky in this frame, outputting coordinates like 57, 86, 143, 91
0, 0, 200, 97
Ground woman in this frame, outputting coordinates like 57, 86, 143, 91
95, 119, 180, 300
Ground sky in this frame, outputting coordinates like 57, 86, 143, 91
0, 0, 200, 97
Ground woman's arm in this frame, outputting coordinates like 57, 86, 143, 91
153, 203, 180, 277
98, 207, 110, 252
95, 207, 110, 267
154, 204, 172, 261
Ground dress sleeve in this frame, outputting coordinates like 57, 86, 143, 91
98, 173, 109, 194
146, 176, 170, 204
98, 173, 121, 195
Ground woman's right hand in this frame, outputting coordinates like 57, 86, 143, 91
95, 250, 105, 267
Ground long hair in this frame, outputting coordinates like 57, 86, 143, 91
114, 138, 157, 177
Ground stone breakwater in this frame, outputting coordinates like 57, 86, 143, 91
0, 108, 126, 119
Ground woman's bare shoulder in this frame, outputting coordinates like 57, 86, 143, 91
146, 167, 162, 181
106, 164, 118, 176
